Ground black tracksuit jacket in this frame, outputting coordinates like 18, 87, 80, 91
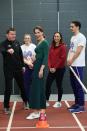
0, 39, 24, 72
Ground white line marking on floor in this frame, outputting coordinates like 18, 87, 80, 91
6, 101, 17, 131
10, 126, 87, 129
64, 100, 85, 131
0, 126, 87, 129
8, 126, 87, 129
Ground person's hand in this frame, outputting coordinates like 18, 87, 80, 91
31, 55, 36, 62
50, 68, 56, 73
27, 59, 34, 69
28, 62, 34, 69
67, 59, 73, 66
7, 48, 14, 54
22, 67, 26, 73
39, 69, 43, 78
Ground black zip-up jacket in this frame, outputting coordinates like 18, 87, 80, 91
0, 39, 24, 72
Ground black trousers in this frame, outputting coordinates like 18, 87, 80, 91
46, 68, 65, 102
4, 69, 27, 108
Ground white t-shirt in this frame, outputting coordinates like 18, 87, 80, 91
21, 43, 36, 59
67, 32, 86, 67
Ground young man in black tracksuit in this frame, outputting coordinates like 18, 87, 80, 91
0, 27, 27, 114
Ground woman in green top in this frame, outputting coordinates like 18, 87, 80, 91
26, 26, 49, 121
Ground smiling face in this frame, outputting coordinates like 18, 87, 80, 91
53, 33, 61, 44
34, 29, 44, 41
24, 34, 31, 45
53, 32, 62, 45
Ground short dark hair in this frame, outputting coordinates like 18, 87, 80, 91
71, 21, 81, 29
6, 27, 16, 34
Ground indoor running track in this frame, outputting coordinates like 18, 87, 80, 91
0, 101, 87, 131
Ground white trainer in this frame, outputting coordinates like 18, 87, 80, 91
53, 102, 62, 108
24, 102, 29, 110
46, 101, 50, 107
26, 112, 40, 120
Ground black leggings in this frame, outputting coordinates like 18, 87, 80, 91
46, 68, 65, 102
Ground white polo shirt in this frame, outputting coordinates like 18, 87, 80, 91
67, 32, 86, 67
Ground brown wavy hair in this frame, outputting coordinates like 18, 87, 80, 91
33, 26, 45, 38
52, 32, 63, 47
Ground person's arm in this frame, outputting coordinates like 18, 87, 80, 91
67, 45, 83, 66
48, 47, 52, 69
55, 45, 67, 68
0, 42, 7, 55
0, 41, 14, 55
19, 43, 25, 68
42, 42, 49, 66
48, 46, 56, 73
39, 41, 49, 78
39, 65, 45, 78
